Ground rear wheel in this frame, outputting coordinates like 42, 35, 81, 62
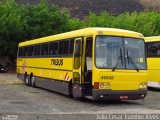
30, 75, 36, 87
24, 74, 30, 86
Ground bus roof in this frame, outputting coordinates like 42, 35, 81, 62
145, 36, 160, 42
19, 27, 144, 47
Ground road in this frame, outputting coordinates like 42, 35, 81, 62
0, 73, 160, 120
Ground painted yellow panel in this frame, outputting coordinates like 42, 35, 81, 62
145, 36, 160, 88
93, 70, 147, 90
147, 58, 160, 70
17, 57, 73, 82
147, 58, 160, 82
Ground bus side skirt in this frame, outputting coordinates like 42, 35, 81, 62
17, 73, 71, 95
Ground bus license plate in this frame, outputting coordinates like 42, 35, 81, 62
120, 96, 128, 100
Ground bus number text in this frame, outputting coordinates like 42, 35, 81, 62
51, 59, 63, 66
101, 76, 114, 80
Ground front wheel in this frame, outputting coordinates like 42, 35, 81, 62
72, 84, 82, 100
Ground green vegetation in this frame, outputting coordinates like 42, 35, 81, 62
0, 0, 82, 59
1, 0, 160, 60
84, 11, 160, 36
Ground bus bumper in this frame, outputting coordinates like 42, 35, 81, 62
92, 89, 147, 100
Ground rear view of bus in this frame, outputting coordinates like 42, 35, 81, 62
90, 28, 147, 100
145, 36, 160, 89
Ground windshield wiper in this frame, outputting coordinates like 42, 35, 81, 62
126, 50, 139, 72
112, 48, 123, 72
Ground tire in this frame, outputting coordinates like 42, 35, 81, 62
72, 84, 82, 100
31, 75, 36, 87
24, 74, 29, 86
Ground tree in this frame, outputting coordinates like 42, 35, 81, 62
0, 0, 26, 58
0, 0, 83, 60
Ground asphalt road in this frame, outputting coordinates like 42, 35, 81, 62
0, 73, 160, 120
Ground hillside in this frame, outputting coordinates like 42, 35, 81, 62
14, 0, 160, 18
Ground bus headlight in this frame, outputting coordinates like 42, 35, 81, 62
99, 83, 110, 89
99, 83, 104, 89
140, 82, 147, 89
105, 83, 110, 89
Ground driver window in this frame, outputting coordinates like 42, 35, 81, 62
74, 40, 81, 69
86, 38, 93, 71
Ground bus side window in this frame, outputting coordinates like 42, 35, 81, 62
41, 43, 49, 56
69, 39, 74, 55
59, 41, 64, 55
63, 40, 69, 55
28, 46, 34, 57
18, 47, 23, 57
49, 42, 54, 55
146, 42, 160, 57
59, 40, 69, 55
34, 44, 41, 56
23, 47, 29, 57
53, 42, 59, 55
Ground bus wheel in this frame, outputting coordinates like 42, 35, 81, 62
72, 84, 81, 100
31, 75, 36, 87
25, 74, 29, 86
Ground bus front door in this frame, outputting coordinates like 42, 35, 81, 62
72, 38, 82, 98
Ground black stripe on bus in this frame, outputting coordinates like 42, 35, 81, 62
18, 55, 73, 58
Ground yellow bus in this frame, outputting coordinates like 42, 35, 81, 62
145, 36, 160, 89
17, 27, 147, 100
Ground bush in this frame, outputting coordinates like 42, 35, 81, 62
85, 11, 160, 37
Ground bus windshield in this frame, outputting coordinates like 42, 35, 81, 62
95, 36, 147, 70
